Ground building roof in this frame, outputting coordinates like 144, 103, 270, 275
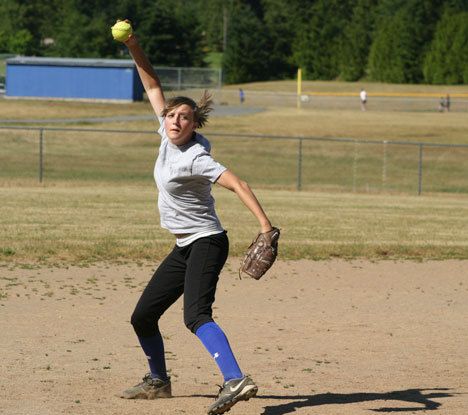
6, 57, 135, 68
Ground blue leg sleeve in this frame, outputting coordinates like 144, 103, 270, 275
196, 322, 243, 382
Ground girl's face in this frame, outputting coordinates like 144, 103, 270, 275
164, 104, 197, 146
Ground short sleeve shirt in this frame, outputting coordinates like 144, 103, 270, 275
154, 115, 227, 234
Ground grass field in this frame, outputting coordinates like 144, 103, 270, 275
2, 83, 467, 415
1, 80, 468, 263
223, 80, 468, 96
1, 109, 467, 193
1, 89, 467, 144
1, 185, 467, 263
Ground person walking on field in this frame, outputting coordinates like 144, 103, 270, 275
360, 88, 368, 111
438, 96, 445, 112
115, 26, 275, 415
239, 88, 245, 104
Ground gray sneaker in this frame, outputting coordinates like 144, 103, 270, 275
207, 376, 258, 415
118, 373, 172, 399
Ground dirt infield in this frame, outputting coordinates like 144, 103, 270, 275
1, 259, 467, 415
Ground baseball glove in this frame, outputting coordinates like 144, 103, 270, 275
239, 227, 280, 280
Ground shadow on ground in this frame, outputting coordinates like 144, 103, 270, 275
257, 388, 456, 414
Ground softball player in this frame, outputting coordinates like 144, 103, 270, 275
118, 34, 274, 415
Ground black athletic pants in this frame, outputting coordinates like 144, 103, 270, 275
131, 231, 229, 337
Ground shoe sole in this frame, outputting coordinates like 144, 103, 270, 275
208, 384, 258, 415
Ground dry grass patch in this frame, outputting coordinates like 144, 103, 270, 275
203, 107, 468, 144
0, 99, 149, 120
1, 185, 467, 263
222, 80, 468, 96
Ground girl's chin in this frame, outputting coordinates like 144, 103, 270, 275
169, 135, 191, 145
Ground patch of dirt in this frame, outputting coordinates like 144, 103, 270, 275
0, 259, 466, 414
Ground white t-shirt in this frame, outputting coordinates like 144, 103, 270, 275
154, 115, 227, 235
360, 90, 367, 102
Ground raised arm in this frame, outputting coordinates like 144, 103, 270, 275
124, 35, 165, 117
216, 170, 273, 234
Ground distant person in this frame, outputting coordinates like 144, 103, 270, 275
360, 88, 367, 111
438, 96, 445, 112
239, 88, 245, 104
445, 94, 451, 112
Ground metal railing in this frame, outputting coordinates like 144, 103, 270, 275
1, 125, 467, 195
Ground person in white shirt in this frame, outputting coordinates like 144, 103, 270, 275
360, 88, 368, 111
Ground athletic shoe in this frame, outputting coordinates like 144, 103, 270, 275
207, 375, 258, 415
118, 373, 172, 399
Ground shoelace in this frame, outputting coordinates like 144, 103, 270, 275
142, 373, 170, 386
142, 373, 153, 384
214, 384, 225, 398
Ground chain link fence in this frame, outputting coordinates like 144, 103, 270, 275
1, 126, 467, 195
155, 67, 222, 91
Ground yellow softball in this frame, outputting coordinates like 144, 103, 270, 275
111, 20, 132, 42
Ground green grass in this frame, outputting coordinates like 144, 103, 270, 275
0, 185, 467, 263
1, 82, 468, 263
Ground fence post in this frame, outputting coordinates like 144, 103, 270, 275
297, 137, 303, 191
39, 128, 44, 183
382, 140, 388, 191
418, 143, 423, 195
352, 141, 358, 192
218, 68, 223, 89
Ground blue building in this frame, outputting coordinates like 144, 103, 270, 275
5, 57, 144, 101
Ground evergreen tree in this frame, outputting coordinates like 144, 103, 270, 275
117, 0, 204, 66
194, 0, 224, 52
339, 0, 378, 81
0, 0, 35, 54
423, 10, 468, 84
293, 0, 353, 80
368, 0, 444, 83
367, 10, 411, 83
1, 0, 465, 84
45, 0, 108, 58
261, 0, 301, 79
222, 2, 270, 83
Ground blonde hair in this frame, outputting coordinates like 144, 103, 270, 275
162, 91, 213, 128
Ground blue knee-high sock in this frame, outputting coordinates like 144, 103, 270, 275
195, 322, 243, 382
137, 330, 168, 381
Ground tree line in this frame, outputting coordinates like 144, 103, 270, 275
1, 0, 466, 84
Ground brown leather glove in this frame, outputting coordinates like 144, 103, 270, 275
239, 227, 280, 280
